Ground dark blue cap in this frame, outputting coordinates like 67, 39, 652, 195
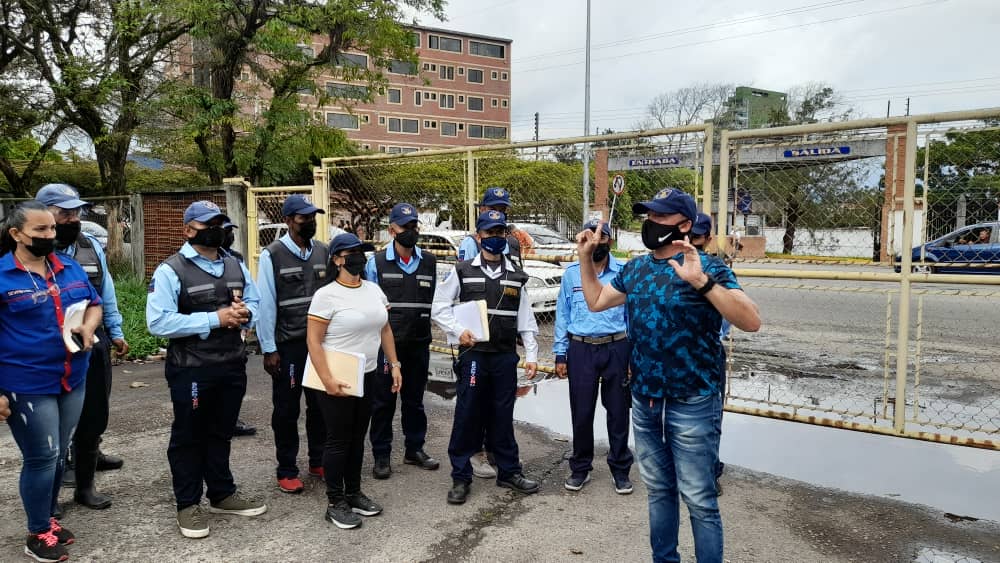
583, 218, 612, 238
480, 187, 511, 208
183, 200, 229, 224
691, 212, 713, 236
476, 210, 507, 231
282, 194, 324, 217
389, 202, 419, 226
329, 233, 375, 254
632, 188, 698, 221
222, 220, 237, 230
35, 184, 89, 209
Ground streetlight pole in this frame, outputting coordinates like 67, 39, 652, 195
581, 0, 591, 221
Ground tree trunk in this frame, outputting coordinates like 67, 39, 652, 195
94, 139, 130, 265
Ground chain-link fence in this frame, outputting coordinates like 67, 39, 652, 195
315, 110, 1000, 450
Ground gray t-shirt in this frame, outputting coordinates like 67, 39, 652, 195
308, 280, 389, 372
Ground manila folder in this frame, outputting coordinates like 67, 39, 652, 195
453, 299, 490, 342
304, 349, 366, 398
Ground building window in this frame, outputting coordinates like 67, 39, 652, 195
299, 45, 315, 58
440, 94, 455, 109
388, 117, 419, 134
428, 34, 462, 53
296, 82, 313, 95
468, 97, 484, 111
431, 92, 438, 100
458, 123, 465, 131
468, 124, 483, 138
387, 88, 402, 104
409, 31, 420, 47
458, 95, 465, 103
326, 82, 369, 100
422, 63, 431, 71
501, 99, 508, 108
501, 71, 508, 81
469, 41, 505, 59
387, 60, 417, 75
491, 70, 498, 80
387, 146, 402, 154
378, 116, 385, 125
361, 144, 371, 150
414, 91, 422, 106
491, 98, 498, 108
423, 120, 437, 129
334, 52, 368, 68
327, 112, 360, 130
458, 67, 465, 75
484, 125, 507, 139
441, 122, 458, 136
439, 65, 455, 80
467, 69, 483, 84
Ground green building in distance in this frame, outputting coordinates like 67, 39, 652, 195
720, 86, 788, 129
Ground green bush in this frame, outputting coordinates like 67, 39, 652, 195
114, 274, 166, 360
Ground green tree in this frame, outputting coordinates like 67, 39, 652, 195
918, 126, 1000, 238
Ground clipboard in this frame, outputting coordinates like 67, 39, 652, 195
453, 299, 489, 341
304, 349, 366, 397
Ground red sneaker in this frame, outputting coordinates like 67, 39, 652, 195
49, 518, 74, 545
308, 466, 324, 479
277, 477, 304, 494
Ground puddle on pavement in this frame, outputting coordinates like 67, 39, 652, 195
425, 368, 1000, 523
913, 547, 983, 563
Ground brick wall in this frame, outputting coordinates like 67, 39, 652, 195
142, 190, 227, 278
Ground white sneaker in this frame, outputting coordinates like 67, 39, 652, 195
470, 452, 497, 479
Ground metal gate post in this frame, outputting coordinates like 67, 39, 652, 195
893, 120, 918, 433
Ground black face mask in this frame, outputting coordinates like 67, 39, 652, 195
395, 228, 418, 249
342, 253, 367, 276
55, 221, 82, 248
592, 243, 611, 263
190, 225, 225, 248
23, 236, 56, 257
222, 229, 235, 249
641, 219, 686, 251
296, 221, 317, 241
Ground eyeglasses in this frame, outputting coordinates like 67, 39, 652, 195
25, 261, 60, 304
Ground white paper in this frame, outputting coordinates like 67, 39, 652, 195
63, 300, 99, 353
453, 299, 490, 342
303, 349, 366, 398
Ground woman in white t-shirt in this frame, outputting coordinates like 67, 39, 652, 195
307, 234, 402, 530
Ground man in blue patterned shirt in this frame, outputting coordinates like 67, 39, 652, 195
576, 189, 761, 563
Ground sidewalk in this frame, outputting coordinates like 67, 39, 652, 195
1, 360, 997, 562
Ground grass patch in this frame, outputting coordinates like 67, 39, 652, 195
114, 273, 167, 360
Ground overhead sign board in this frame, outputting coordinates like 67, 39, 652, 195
783, 146, 852, 158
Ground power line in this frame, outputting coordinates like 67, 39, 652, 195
516, 0, 948, 74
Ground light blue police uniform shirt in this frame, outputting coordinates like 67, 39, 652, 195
256, 234, 318, 354
57, 233, 124, 340
364, 242, 425, 283
552, 257, 627, 360
147, 242, 260, 339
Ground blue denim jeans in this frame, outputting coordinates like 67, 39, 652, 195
633, 392, 723, 563
3, 385, 86, 533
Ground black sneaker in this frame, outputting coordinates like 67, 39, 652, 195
372, 457, 391, 480
346, 492, 383, 516
613, 475, 634, 495
447, 480, 471, 505
49, 518, 74, 545
564, 473, 591, 491
325, 501, 362, 529
233, 420, 257, 437
403, 450, 440, 470
25, 530, 68, 562
497, 473, 540, 495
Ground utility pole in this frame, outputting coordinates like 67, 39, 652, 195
905, 97, 911, 116
534, 112, 539, 161
581, 0, 592, 221
886, 100, 891, 118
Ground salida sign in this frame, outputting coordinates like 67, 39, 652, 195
783, 146, 852, 158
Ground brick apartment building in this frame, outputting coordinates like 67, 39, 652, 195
174, 25, 512, 154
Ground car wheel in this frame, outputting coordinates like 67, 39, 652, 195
911, 264, 934, 274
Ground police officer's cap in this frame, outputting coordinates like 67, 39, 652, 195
480, 187, 511, 208
184, 200, 230, 225
282, 194, 325, 217
389, 203, 419, 226
329, 233, 375, 254
476, 210, 507, 231
583, 219, 612, 238
35, 184, 90, 209
632, 188, 697, 221
690, 213, 713, 237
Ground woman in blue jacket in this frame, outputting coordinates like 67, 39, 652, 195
0, 201, 102, 563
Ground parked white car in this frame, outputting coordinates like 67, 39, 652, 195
389, 229, 563, 316
508, 222, 578, 258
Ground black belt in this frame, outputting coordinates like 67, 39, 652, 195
569, 332, 627, 345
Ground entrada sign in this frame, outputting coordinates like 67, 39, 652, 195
628, 156, 681, 167
783, 146, 852, 158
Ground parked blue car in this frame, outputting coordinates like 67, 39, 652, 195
896, 222, 1000, 274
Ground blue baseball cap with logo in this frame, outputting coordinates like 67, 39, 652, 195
329, 233, 375, 254
35, 184, 90, 209
691, 212, 713, 236
389, 202, 419, 226
480, 187, 511, 209
183, 200, 230, 224
583, 218, 612, 238
632, 188, 698, 222
282, 194, 324, 217
476, 209, 507, 231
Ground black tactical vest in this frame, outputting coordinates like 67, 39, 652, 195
455, 259, 528, 353
267, 240, 329, 344
74, 235, 104, 294
375, 248, 436, 344
164, 253, 247, 368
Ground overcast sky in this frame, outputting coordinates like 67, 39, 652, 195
414, 0, 1000, 141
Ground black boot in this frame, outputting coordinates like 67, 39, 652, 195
73, 447, 112, 510
62, 449, 76, 487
